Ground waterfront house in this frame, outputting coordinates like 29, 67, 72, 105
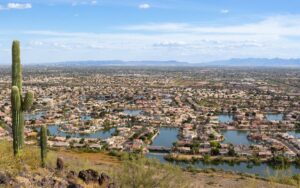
198, 148, 211, 155
258, 151, 272, 158
177, 147, 191, 153
283, 150, 297, 159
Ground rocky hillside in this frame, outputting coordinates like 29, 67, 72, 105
0, 141, 298, 188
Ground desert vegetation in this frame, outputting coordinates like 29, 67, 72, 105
11, 41, 34, 156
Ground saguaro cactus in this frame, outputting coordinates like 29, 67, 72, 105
11, 40, 34, 155
40, 125, 47, 167
11, 86, 21, 156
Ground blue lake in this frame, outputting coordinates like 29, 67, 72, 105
222, 130, 254, 145
147, 128, 300, 177
47, 125, 115, 139
26, 112, 93, 122
146, 153, 300, 177
218, 114, 233, 123
151, 127, 178, 147
123, 109, 142, 116
25, 111, 46, 121
266, 114, 283, 121
80, 115, 92, 121
288, 131, 300, 139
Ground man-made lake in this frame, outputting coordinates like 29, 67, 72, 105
80, 115, 92, 121
151, 127, 178, 147
147, 128, 300, 177
25, 112, 93, 122
218, 114, 233, 123
25, 111, 46, 121
146, 153, 300, 177
221, 130, 254, 145
288, 131, 300, 139
47, 125, 115, 139
266, 114, 283, 121
123, 109, 143, 116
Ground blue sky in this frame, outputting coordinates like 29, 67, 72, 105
1, 0, 300, 64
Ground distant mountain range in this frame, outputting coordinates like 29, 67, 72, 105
41, 58, 300, 67
204, 58, 300, 67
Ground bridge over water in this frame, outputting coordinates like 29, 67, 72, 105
147, 146, 171, 153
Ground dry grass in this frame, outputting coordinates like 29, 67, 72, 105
49, 149, 119, 176
0, 140, 41, 175
56, 149, 120, 166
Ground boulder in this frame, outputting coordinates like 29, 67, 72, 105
52, 177, 68, 188
67, 171, 77, 180
56, 157, 64, 171
98, 173, 110, 186
108, 182, 116, 188
0, 172, 11, 185
78, 169, 99, 183
67, 182, 84, 188
15, 176, 32, 187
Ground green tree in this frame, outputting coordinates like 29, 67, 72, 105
190, 140, 200, 154
228, 145, 236, 156
210, 141, 221, 148
211, 147, 220, 156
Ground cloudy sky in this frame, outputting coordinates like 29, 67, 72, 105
1, 0, 300, 64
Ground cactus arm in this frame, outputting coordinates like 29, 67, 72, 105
23, 91, 34, 111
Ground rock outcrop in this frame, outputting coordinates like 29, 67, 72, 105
78, 169, 99, 183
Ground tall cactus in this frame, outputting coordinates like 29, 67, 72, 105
11, 86, 21, 156
40, 125, 47, 167
11, 40, 34, 155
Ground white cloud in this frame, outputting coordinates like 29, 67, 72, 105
124, 23, 189, 32
221, 9, 229, 14
91, 1, 97, 5
139, 3, 150, 9
153, 41, 187, 48
5, 14, 300, 63
72, 0, 98, 6
7, 3, 32, 9
122, 15, 300, 37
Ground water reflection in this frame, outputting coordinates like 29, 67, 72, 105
46, 125, 115, 139
146, 153, 300, 177
151, 127, 178, 147
222, 130, 254, 145
266, 114, 283, 121
218, 114, 233, 123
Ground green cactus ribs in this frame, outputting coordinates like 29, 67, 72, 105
11, 40, 35, 156
40, 125, 48, 167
